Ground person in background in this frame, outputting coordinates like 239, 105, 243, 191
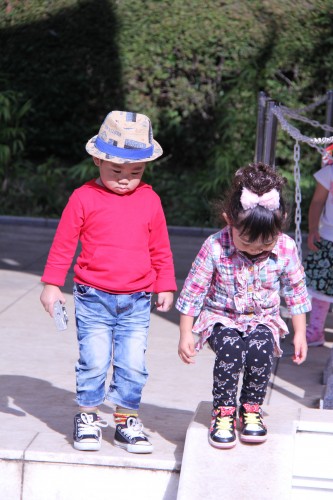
304, 144, 333, 346
176, 163, 310, 449
40, 111, 176, 453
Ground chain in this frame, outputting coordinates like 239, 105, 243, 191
311, 136, 333, 144
272, 106, 330, 157
269, 96, 333, 259
280, 93, 327, 115
293, 140, 303, 260
280, 106, 333, 134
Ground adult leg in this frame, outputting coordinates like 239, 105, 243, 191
306, 297, 330, 347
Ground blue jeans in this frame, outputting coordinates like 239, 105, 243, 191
73, 284, 152, 410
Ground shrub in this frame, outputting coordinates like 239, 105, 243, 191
1, 0, 332, 227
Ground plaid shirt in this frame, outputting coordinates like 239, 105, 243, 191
176, 226, 311, 355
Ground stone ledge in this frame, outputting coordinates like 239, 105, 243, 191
0, 430, 180, 500
177, 403, 333, 500
177, 401, 295, 500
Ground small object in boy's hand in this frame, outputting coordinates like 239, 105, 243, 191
53, 300, 68, 331
293, 353, 300, 361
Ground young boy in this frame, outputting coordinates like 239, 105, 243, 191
40, 111, 176, 454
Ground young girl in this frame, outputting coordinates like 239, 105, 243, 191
176, 163, 311, 449
304, 145, 333, 347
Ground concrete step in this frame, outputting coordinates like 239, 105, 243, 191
2, 221, 333, 500
292, 408, 333, 497
177, 402, 333, 500
0, 426, 180, 500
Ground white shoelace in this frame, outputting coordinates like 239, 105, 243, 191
121, 417, 146, 439
77, 413, 108, 438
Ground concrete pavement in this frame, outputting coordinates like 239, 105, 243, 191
0, 217, 333, 499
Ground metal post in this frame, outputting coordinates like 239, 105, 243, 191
263, 99, 278, 168
254, 91, 267, 162
325, 90, 333, 137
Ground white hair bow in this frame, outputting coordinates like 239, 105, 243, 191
240, 187, 280, 211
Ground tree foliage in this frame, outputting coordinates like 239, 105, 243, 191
1, 0, 333, 227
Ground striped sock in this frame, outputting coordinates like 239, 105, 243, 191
114, 406, 138, 424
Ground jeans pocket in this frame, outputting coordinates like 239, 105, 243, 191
73, 283, 92, 295
131, 291, 152, 300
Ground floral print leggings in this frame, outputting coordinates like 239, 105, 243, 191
208, 324, 275, 408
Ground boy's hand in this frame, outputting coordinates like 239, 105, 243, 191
178, 331, 196, 364
155, 291, 174, 312
40, 284, 65, 317
292, 331, 308, 365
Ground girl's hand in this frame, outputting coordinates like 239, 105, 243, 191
178, 331, 196, 364
40, 284, 65, 317
292, 331, 308, 365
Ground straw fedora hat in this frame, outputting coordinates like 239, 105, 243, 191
86, 111, 163, 164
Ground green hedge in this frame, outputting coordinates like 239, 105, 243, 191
1, 0, 333, 226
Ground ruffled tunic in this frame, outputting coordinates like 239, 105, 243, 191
176, 227, 311, 357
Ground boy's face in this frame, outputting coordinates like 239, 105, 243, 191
93, 158, 146, 195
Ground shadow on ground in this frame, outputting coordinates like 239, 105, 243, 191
0, 374, 192, 462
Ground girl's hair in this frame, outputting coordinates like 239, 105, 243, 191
221, 162, 288, 242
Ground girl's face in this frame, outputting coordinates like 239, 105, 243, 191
93, 158, 146, 194
231, 226, 278, 257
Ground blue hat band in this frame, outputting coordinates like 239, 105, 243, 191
95, 136, 154, 160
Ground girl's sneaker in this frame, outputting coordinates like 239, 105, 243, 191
114, 416, 153, 454
73, 412, 108, 451
239, 404, 267, 443
208, 406, 237, 449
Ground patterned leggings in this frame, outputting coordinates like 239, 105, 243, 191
208, 324, 275, 408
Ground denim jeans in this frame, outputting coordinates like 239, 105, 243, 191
73, 284, 152, 410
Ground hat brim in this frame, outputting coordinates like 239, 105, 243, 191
85, 136, 163, 164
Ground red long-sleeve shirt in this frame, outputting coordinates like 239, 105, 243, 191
41, 180, 177, 294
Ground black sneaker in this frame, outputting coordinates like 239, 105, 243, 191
239, 403, 267, 443
73, 412, 108, 451
114, 416, 153, 454
208, 406, 237, 449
